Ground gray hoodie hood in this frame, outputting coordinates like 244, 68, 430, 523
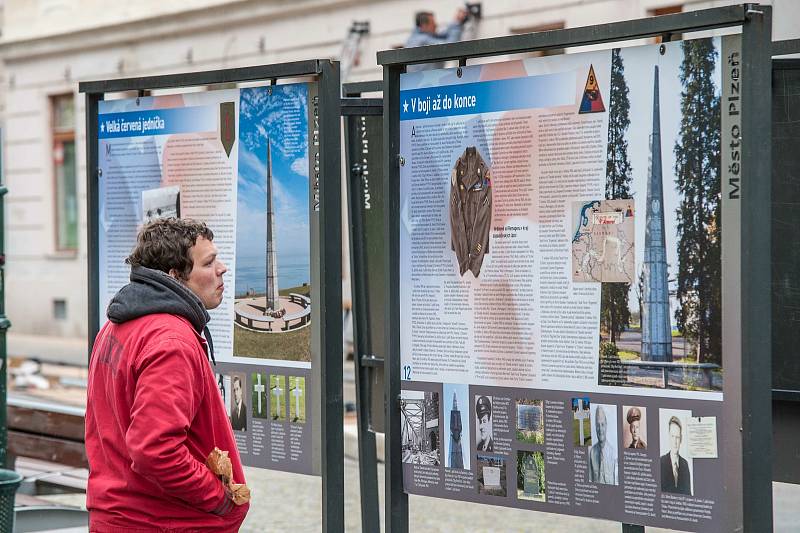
106, 265, 215, 363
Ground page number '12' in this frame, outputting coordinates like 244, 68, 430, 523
403, 365, 412, 380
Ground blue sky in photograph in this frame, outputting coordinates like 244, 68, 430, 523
235, 84, 311, 293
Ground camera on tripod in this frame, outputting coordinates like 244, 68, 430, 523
464, 3, 482, 21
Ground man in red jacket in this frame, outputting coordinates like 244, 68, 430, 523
86, 218, 249, 532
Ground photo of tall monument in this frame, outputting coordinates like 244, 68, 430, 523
443, 383, 470, 470
234, 84, 312, 362
597, 39, 724, 392
234, 139, 310, 333
640, 65, 672, 364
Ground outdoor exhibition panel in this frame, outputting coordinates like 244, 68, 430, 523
379, 5, 771, 533
80, 60, 344, 531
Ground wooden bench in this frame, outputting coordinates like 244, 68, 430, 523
621, 360, 721, 389
7, 396, 87, 470
14, 456, 88, 495
4, 397, 90, 529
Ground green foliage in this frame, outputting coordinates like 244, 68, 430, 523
516, 452, 546, 497
606, 48, 633, 200
601, 48, 633, 342
280, 284, 311, 297
237, 284, 310, 299
516, 429, 545, 445
673, 39, 722, 365
617, 350, 639, 361
573, 418, 592, 447
600, 341, 619, 359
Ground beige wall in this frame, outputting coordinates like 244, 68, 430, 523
2, 0, 238, 41
0, 0, 797, 339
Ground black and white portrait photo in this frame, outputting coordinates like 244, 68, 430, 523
230, 373, 247, 431
475, 395, 493, 452
659, 409, 693, 495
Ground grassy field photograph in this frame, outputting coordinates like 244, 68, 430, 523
233, 285, 311, 362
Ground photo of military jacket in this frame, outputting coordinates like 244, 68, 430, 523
450, 146, 492, 277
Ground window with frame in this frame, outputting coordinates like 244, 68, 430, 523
649, 5, 684, 42
52, 94, 78, 251
510, 22, 566, 57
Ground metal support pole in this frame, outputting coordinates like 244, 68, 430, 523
383, 63, 408, 533
343, 85, 385, 531
353, 340, 380, 531
319, 59, 345, 533
741, 4, 773, 532
85, 93, 102, 352
0, 130, 9, 468
344, 113, 381, 532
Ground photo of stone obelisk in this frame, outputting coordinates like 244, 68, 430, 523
448, 392, 464, 469
233, 84, 313, 362
233, 136, 311, 336
264, 138, 282, 314
640, 65, 673, 363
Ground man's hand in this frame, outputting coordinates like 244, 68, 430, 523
206, 447, 250, 505
230, 483, 251, 505
206, 447, 233, 484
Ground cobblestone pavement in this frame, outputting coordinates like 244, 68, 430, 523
239, 457, 800, 532
39, 458, 799, 532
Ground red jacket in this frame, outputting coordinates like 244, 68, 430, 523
86, 313, 248, 532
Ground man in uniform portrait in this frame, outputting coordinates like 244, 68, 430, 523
588, 405, 618, 484
475, 395, 493, 452
660, 416, 691, 495
626, 407, 647, 449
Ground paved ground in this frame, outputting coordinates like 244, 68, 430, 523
237, 456, 800, 532
41, 450, 800, 532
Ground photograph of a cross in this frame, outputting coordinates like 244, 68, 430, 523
254, 374, 266, 414
574, 399, 590, 445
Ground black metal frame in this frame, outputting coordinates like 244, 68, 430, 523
770, 53, 800, 485
378, 4, 772, 532
770, 48, 800, 407
773, 38, 800, 57
79, 60, 344, 533
342, 80, 383, 533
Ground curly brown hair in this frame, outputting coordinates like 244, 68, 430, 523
126, 218, 214, 280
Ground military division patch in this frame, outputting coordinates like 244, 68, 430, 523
579, 64, 606, 114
